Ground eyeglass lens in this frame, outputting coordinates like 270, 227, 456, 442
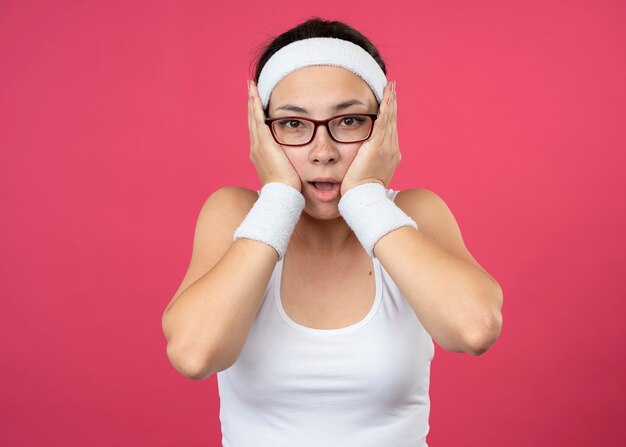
271, 115, 373, 145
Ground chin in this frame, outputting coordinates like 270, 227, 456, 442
303, 203, 341, 220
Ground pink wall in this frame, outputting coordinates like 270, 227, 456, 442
1, 0, 624, 445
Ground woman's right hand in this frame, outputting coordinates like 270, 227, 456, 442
247, 80, 302, 193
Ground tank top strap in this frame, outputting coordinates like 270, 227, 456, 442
386, 188, 400, 202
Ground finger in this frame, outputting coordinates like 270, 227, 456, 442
392, 81, 398, 127
389, 81, 396, 125
250, 81, 267, 129
250, 81, 285, 154
247, 93, 260, 165
381, 81, 391, 114
251, 82, 274, 151
249, 81, 262, 133
382, 82, 394, 125
376, 82, 394, 141
378, 82, 397, 154
390, 81, 399, 155
247, 81, 256, 141
368, 83, 392, 145
387, 82, 397, 136
388, 81, 398, 148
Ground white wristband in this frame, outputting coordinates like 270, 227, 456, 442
233, 182, 305, 260
338, 182, 418, 258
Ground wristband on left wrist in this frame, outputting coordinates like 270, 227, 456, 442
338, 182, 418, 258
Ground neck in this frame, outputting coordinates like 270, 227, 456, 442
291, 210, 358, 256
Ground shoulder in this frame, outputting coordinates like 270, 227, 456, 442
206, 185, 259, 204
393, 187, 496, 282
194, 186, 259, 248
393, 187, 450, 227
201, 186, 258, 219
207, 185, 258, 202
168, 186, 257, 301
393, 187, 457, 244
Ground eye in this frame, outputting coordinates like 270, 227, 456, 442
340, 116, 366, 127
277, 119, 304, 129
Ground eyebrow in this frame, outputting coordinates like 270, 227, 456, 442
274, 99, 367, 114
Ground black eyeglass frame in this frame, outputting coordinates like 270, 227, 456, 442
264, 113, 379, 147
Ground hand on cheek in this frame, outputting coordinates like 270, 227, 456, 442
340, 81, 400, 196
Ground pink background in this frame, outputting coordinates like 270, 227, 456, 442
1, 0, 624, 445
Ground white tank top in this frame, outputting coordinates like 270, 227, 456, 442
217, 188, 435, 447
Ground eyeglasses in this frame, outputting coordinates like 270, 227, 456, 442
265, 113, 378, 147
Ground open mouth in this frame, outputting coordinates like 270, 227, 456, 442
309, 181, 338, 191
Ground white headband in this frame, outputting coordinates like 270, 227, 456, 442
257, 37, 388, 110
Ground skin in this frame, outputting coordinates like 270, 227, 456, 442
248, 68, 503, 354
262, 65, 399, 255
161, 65, 502, 381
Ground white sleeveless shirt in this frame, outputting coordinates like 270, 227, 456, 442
217, 188, 435, 447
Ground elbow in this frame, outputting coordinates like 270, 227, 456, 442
463, 310, 503, 356
465, 282, 504, 356
162, 310, 222, 380
166, 342, 217, 380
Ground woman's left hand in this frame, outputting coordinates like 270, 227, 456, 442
340, 81, 400, 196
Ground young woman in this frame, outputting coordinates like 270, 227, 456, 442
162, 17, 503, 446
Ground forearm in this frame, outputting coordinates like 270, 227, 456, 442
374, 226, 503, 355
163, 238, 278, 379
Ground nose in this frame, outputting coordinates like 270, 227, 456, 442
310, 124, 338, 163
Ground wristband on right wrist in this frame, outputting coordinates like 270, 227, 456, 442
233, 182, 305, 260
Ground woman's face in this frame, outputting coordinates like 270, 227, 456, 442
267, 65, 379, 220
